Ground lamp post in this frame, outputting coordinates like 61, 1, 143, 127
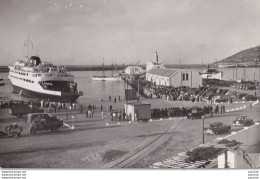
202, 115, 205, 144
71, 115, 75, 129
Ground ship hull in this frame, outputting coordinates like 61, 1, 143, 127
12, 84, 79, 102
199, 72, 222, 80
91, 76, 121, 81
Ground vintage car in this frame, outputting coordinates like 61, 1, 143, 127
27, 113, 63, 135
214, 96, 229, 103
242, 94, 257, 101
0, 123, 23, 138
187, 109, 205, 119
204, 122, 231, 135
233, 116, 254, 126
230, 91, 239, 98
9, 103, 44, 118
237, 93, 247, 99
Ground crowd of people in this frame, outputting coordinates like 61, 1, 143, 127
151, 86, 205, 102
0, 99, 82, 113
151, 105, 213, 118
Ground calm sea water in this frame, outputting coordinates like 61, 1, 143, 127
0, 71, 127, 105
0, 67, 259, 105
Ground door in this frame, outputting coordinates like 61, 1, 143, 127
135, 109, 140, 121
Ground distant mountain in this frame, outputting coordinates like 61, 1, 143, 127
217, 45, 260, 64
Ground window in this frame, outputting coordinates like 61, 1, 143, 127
186, 73, 189, 81
182, 73, 185, 81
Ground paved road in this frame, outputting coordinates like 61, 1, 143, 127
0, 100, 259, 168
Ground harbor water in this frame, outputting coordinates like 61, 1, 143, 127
0, 67, 259, 106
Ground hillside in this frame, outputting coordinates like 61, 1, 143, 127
217, 45, 260, 64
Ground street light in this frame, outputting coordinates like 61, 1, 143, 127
71, 115, 75, 129
202, 115, 205, 144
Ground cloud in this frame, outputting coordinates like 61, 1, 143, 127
0, 0, 260, 65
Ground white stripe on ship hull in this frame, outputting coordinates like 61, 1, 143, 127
9, 75, 61, 96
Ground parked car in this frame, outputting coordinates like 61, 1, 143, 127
214, 96, 229, 103
225, 90, 231, 96
0, 123, 23, 138
246, 85, 256, 90
187, 109, 205, 119
27, 113, 63, 135
230, 91, 239, 98
237, 93, 247, 99
208, 88, 218, 94
233, 116, 254, 126
217, 89, 229, 95
204, 122, 231, 135
9, 103, 44, 118
243, 94, 257, 101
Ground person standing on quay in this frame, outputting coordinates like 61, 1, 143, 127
102, 111, 104, 119
114, 98, 117, 103
101, 104, 103, 112
80, 104, 83, 114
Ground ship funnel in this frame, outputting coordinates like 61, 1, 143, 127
30, 56, 41, 66
155, 51, 158, 62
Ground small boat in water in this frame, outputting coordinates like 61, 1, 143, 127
218, 63, 236, 68
91, 59, 121, 81
199, 66, 223, 80
91, 74, 121, 81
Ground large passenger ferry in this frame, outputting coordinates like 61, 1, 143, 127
8, 56, 83, 102
8, 37, 83, 102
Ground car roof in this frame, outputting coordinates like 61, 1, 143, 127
211, 122, 222, 125
28, 113, 49, 116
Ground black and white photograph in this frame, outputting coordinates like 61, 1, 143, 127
0, 0, 259, 178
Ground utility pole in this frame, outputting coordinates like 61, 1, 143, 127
236, 64, 238, 81
137, 79, 140, 101
202, 115, 205, 144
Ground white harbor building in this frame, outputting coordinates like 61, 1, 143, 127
124, 66, 145, 76
146, 68, 202, 88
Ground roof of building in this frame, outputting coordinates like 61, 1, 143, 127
146, 68, 179, 77
126, 102, 151, 106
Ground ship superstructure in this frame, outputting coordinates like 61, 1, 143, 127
199, 67, 223, 80
8, 56, 83, 102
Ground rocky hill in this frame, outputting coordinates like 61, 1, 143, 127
217, 45, 260, 64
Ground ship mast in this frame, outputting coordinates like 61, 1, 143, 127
102, 57, 105, 77
24, 35, 33, 61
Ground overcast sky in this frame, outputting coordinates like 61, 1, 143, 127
0, 0, 259, 66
